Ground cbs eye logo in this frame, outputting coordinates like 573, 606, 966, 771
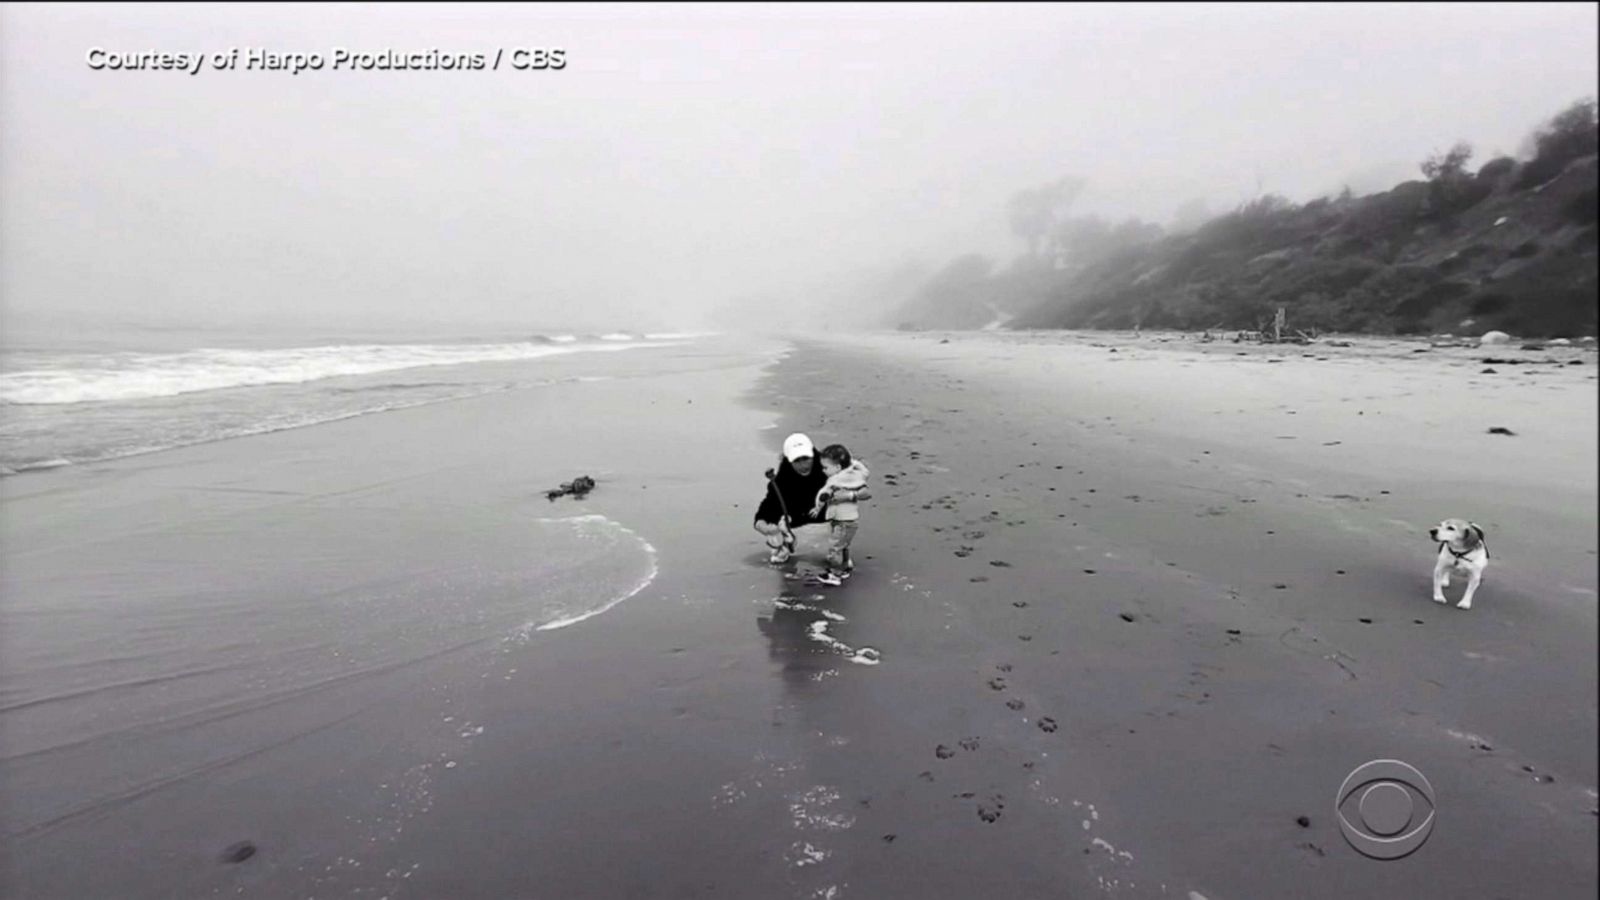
1335, 759, 1436, 859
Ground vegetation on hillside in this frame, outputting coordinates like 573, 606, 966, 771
891, 99, 1598, 338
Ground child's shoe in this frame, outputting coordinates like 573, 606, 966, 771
813, 571, 844, 586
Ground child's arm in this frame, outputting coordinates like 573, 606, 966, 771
834, 462, 869, 502
832, 468, 870, 503
809, 484, 833, 519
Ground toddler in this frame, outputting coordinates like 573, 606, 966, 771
808, 443, 869, 585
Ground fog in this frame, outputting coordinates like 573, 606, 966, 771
2, 2, 1595, 334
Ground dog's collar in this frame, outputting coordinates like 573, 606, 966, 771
1441, 541, 1488, 560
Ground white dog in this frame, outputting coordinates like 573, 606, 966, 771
1429, 519, 1489, 609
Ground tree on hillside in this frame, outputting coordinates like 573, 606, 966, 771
1419, 142, 1487, 216
1006, 176, 1086, 258
1420, 142, 1473, 181
1235, 194, 1295, 218
1534, 99, 1598, 161
1516, 99, 1598, 187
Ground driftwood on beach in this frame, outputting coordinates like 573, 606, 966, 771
1197, 310, 1319, 345
546, 476, 596, 501
1215, 329, 1317, 345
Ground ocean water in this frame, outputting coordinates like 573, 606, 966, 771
0, 323, 708, 474
0, 321, 683, 852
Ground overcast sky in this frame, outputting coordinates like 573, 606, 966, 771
2, 2, 1595, 333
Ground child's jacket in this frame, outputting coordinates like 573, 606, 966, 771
818, 460, 869, 522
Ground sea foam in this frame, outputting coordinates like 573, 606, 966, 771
1, 337, 676, 405
514, 514, 659, 635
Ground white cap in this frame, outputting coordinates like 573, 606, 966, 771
782, 432, 815, 462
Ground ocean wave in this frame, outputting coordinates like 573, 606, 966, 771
0, 385, 513, 476
0, 338, 678, 405
326, 380, 505, 394
595, 330, 719, 342
9, 458, 73, 474
521, 514, 658, 634
644, 331, 721, 340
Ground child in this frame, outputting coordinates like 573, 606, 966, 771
808, 443, 869, 585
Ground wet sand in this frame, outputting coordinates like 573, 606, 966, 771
747, 330, 1597, 898
2, 330, 1595, 899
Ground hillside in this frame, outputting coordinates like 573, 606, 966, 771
890, 111, 1599, 339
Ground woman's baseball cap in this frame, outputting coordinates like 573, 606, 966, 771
782, 433, 815, 461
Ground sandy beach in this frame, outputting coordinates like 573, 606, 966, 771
760, 330, 1597, 898
2, 331, 1595, 899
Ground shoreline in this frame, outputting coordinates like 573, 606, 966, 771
0, 337, 795, 899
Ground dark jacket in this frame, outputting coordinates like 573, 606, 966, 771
754, 455, 830, 527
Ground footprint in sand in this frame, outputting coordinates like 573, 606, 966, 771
1038, 717, 1059, 733
1006, 698, 1026, 711
988, 677, 1008, 691
220, 842, 257, 864
1012, 600, 1028, 608
958, 737, 981, 751
935, 745, 956, 760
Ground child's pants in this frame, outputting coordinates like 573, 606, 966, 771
826, 521, 858, 570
